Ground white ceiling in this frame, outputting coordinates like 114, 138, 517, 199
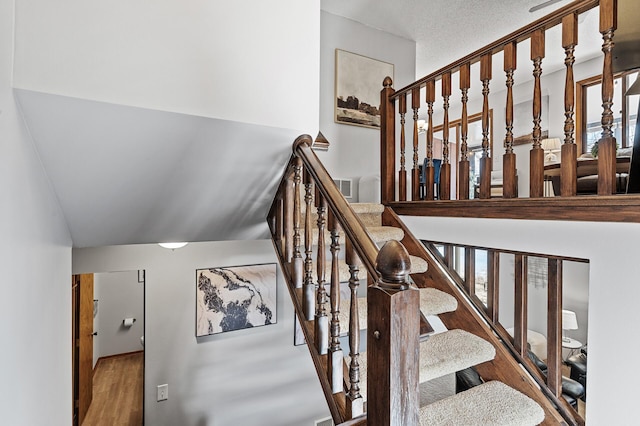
19, 1, 605, 248
17, 89, 295, 247
321, 0, 578, 78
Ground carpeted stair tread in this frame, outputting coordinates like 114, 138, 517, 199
311, 225, 403, 246
336, 288, 456, 333
346, 329, 495, 400
419, 329, 495, 382
420, 288, 457, 316
419, 380, 545, 426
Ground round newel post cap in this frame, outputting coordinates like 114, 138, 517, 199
383, 76, 393, 88
376, 240, 411, 291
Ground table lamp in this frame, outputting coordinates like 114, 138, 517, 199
562, 309, 579, 343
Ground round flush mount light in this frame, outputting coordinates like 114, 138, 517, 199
158, 242, 189, 249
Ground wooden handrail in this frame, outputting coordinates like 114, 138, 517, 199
294, 135, 379, 278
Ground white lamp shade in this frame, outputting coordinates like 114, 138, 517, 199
541, 138, 561, 152
562, 309, 579, 330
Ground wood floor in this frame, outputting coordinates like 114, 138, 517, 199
83, 351, 143, 426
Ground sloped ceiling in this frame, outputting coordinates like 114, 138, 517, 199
17, 89, 295, 247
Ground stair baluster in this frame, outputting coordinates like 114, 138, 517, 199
327, 210, 344, 394
292, 157, 303, 288
314, 191, 329, 355
479, 54, 492, 199
425, 80, 436, 200
412, 87, 421, 201
530, 29, 546, 198
303, 169, 315, 320
399, 93, 407, 201
459, 63, 471, 200
440, 72, 451, 200
345, 239, 363, 419
503, 41, 518, 198
561, 13, 578, 197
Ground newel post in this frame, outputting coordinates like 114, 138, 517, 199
380, 77, 396, 205
367, 241, 419, 426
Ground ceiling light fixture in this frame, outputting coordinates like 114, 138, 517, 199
158, 242, 189, 249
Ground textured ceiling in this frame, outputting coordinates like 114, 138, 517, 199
321, 0, 579, 78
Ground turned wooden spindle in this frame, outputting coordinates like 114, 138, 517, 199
314, 190, 329, 355
598, 0, 618, 195
380, 77, 396, 203
561, 13, 579, 197
345, 239, 364, 419
367, 240, 419, 426
425, 80, 436, 200
327, 210, 343, 394
292, 157, 303, 288
440, 72, 452, 200
503, 42, 518, 198
480, 54, 493, 199
284, 169, 294, 261
399, 93, 407, 201
412, 87, 421, 201
303, 170, 315, 320
530, 29, 546, 198
459, 63, 471, 200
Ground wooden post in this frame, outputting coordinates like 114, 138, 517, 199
503, 42, 518, 198
440, 72, 452, 200
399, 93, 407, 201
487, 250, 500, 323
459, 63, 471, 200
412, 87, 421, 201
368, 241, 419, 426
425, 80, 436, 200
530, 29, 546, 198
303, 170, 315, 320
480, 54, 492, 199
561, 13, 579, 197
464, 247, 476, 295
327, 210, 343, 394
292, 157, 303, 288
514, 254, 528, 356
381, 77, 396, 204
598, 0, 618, 195
547, 258, 563, 398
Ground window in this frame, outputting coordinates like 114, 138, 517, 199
579, 70, 639, 154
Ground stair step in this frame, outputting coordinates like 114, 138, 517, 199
347, 329, 495, 401
302, 202, 384, 227
419, 381, 545, 426
337, 288, 457, 333
311, 225, 403, 247
419, 329, 495, 382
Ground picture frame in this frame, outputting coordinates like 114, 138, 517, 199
196, 263, 277, 337
335, 49, 394, 129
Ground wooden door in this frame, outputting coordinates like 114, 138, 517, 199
73, 274, 94, 426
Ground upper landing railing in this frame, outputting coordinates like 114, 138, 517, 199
380, 0, 638, 215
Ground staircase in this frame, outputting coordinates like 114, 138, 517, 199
268, 135, 574, 426
318, 202, 544, 425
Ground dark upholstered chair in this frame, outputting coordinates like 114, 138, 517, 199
525, 349, 585, 407
565, 346, 587, 400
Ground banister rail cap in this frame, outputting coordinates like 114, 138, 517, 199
293, 134, 313, 153
383, 76, 393, 88
375, 240, 411, 290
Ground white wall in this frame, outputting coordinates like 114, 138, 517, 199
94, 270, 145, 365
402, 215, 640, 424
13, 0, 320, 133
73, 240, 329, 426
0, 0, 73, 424
317, 11, 416, 200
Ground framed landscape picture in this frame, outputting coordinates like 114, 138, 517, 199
196, 263, 277, 337
335, 49, 394, 128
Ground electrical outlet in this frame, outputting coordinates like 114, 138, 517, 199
157, 384, 168, 401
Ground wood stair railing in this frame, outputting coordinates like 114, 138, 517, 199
269, 134, 585, 425
268, 135, 421, 425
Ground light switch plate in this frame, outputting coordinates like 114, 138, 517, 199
157, 384, 168, 401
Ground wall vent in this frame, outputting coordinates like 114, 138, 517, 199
314, 417, 334, 426
333, 178, 353, 199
